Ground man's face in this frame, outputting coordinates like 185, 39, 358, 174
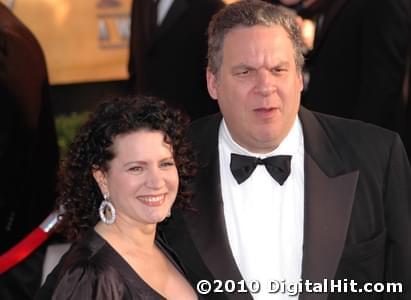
207, 25, 303, 153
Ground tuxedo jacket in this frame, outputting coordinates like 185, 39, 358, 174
0, 3, 59, 253
302, 0, 411, 133
160, 107, 411, 300
128, 0, 224, 120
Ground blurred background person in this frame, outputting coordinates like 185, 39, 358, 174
128, 0, 224, 120
275, 0, 411, 157
37, 96, 198, 299
0, 2, 60, 299
405, 43, 411, 159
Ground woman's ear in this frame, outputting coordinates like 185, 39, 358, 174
92, 167, 108, 195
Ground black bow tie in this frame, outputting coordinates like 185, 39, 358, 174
230, 153, 292, 185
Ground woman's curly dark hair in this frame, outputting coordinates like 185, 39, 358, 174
56, 95, 196, 241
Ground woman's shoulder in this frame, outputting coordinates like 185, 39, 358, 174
55, 229, 111, 273
36, 230, 131, 299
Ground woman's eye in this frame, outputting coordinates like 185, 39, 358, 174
160, 161, 175, 168
128, 166, 143, 172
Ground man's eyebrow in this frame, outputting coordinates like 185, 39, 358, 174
231, 64, 254, 71
273, 61, 291, 68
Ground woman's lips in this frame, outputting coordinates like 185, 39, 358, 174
137, 194, 166, 207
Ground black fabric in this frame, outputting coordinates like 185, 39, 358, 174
230, 153, 291, 185
143, 0, 159, 42
0, 244, 46, 300
0, 3, 59, 254
35, 230, 192, 300
128, 0, 224, 120
302, 0, 411, 135
0, 4, 59, 299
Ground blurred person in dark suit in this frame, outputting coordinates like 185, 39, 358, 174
0, 3, 59, 299
276, 0, 411, 137
128, 0, 224, 120
406, 45, 411, 159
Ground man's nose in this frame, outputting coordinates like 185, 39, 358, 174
255, 69, 276, 96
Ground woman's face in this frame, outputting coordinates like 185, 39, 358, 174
94, 130, 179, 227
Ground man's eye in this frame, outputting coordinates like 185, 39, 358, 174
273, 68, 287, 73
235, 69, 251, 76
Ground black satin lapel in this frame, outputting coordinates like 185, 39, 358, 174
299, 107, 345, 176
154, 0, 188, 41
183, 153, 252, 300
177, 114, 251, 299
300, 154, 358, 300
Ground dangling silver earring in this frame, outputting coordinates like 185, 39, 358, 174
99, 194, 116, 224
166, 210, 171, 218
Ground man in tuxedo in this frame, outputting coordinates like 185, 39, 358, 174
0, 3, 59, 299
128, 0, 224, 120
161, 1, 411, 299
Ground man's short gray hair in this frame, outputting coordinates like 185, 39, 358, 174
207, 0, 305, 75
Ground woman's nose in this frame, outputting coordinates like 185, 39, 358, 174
145, 168, 164, 189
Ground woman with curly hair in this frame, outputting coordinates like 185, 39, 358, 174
36, 96, 197, 299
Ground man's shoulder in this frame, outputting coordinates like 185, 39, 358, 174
0, 5, 30, 40
312, 110, 398, 144
307, 110, 404, 167
301, 109, 411, 178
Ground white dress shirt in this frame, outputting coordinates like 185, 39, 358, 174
218, 117, 305, 299
157, 0, 174, 25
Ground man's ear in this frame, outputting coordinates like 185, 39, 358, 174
206, 68, 218, 100
298, 71, 304, 92
92, 167, 108, 195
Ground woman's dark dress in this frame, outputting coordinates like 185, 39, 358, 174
35, 229, 190, 299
